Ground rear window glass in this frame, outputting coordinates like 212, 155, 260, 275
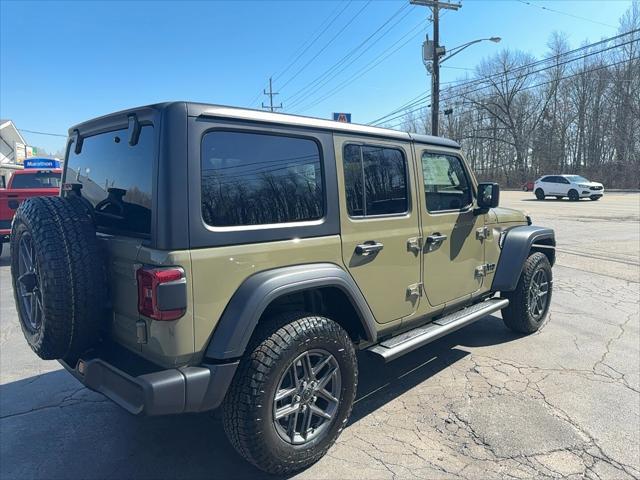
201, 131, 324, 227
66, 126, 154, 237
10, 171, 61, 189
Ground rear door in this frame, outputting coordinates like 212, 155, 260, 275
557, 176, 571, 195
335, 135, 421, 324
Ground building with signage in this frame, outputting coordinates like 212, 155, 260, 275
1, 119, 28, 165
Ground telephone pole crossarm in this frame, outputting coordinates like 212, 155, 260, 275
262, 77, 283, 112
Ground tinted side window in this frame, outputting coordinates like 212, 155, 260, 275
343, 144, 408, 217
558, 177, 570, 184
66, 126, 154, 237
541, 176, 551, 183
422, 153, 472, 212
201, 131, 324, 227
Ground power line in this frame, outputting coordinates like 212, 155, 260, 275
515, 0, 617, 29
245, 2, 351, 107
283, 2, 412, 108
19, 129, 67, 138
278, 1, 373, 92
369, 29, 639, 125
376, 39, 638, 127
371, 29, 639, 124
273, 1, 351, 83
384, 56, 637, 130
295, 22, 428, 113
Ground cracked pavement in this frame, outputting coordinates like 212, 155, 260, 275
1, 191, 639, 479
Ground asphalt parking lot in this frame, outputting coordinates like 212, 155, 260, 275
1, 191, 638, 480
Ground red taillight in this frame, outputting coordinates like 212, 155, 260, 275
136, 267, 186, 321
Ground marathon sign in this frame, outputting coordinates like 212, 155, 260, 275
333, 112, 352, 123
24, 158, 61, 169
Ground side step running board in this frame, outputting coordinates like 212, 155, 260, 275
368, 298, 509, 362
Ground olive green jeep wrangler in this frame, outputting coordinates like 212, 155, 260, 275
10, 103, 555, 474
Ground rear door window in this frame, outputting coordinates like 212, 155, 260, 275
343, 144, 408, 217
201, 131, 324, 227
65, 126, 154, 237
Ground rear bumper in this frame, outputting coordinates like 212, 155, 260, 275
60, 354, 238, 416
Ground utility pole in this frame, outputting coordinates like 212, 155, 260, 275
262, 77, 282, 113
411, 0, 460, 136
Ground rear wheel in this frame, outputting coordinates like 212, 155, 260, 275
535, 188, 545, 200
223, 312, 357, 475
502, 252, 552, 334
568, 189, 579, 201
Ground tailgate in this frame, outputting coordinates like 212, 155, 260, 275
0, 189, 59, 230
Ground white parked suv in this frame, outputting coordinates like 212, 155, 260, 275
534, 175, 604, 201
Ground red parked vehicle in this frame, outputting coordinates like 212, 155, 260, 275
0, 168, 62, 255
522, 181, 534, 192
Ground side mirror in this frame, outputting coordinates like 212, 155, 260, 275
477, 182, 500, 209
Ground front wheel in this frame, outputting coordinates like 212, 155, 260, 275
535, 188, 545, 200
501, 252, 552, 334
568, 189, 579, 201
223, 312, 358, 475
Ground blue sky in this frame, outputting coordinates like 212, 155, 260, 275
0, 0, 632, 154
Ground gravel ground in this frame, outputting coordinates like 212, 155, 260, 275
1, 191, 638, 480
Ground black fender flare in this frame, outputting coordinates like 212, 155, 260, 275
491, 226, 556, 292
204, 263, 377, 360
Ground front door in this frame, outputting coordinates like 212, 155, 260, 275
417, 149, 485, 306
335, 136, 421, 323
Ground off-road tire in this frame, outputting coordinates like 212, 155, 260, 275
568, 189, 579, 201
10, 196, 108, 360
501, 252, 552, 334
223, 312, 358, 475
535, 188, 545, 200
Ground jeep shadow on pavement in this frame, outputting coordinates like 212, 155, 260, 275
9, 102, 555, 475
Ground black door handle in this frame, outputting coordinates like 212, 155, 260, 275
355, 242, 384, 256
426, 233, 448, 244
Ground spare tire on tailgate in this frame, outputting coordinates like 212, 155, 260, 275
10, 196, 108, 360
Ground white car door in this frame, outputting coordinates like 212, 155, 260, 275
545, 176, 559, 195
557, 176, 571, 195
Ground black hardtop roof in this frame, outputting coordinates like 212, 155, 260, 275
69, 101, 461, 149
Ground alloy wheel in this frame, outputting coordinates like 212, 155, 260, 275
273, 349, 342, 445
528, 268, 549, 322
17, 233, 43, 333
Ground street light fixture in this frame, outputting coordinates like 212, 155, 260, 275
421, 34, 501, 135
441, 37, 502, 64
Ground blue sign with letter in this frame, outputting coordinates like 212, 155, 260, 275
24, 158, 61, 169
333, 113, 352, 123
